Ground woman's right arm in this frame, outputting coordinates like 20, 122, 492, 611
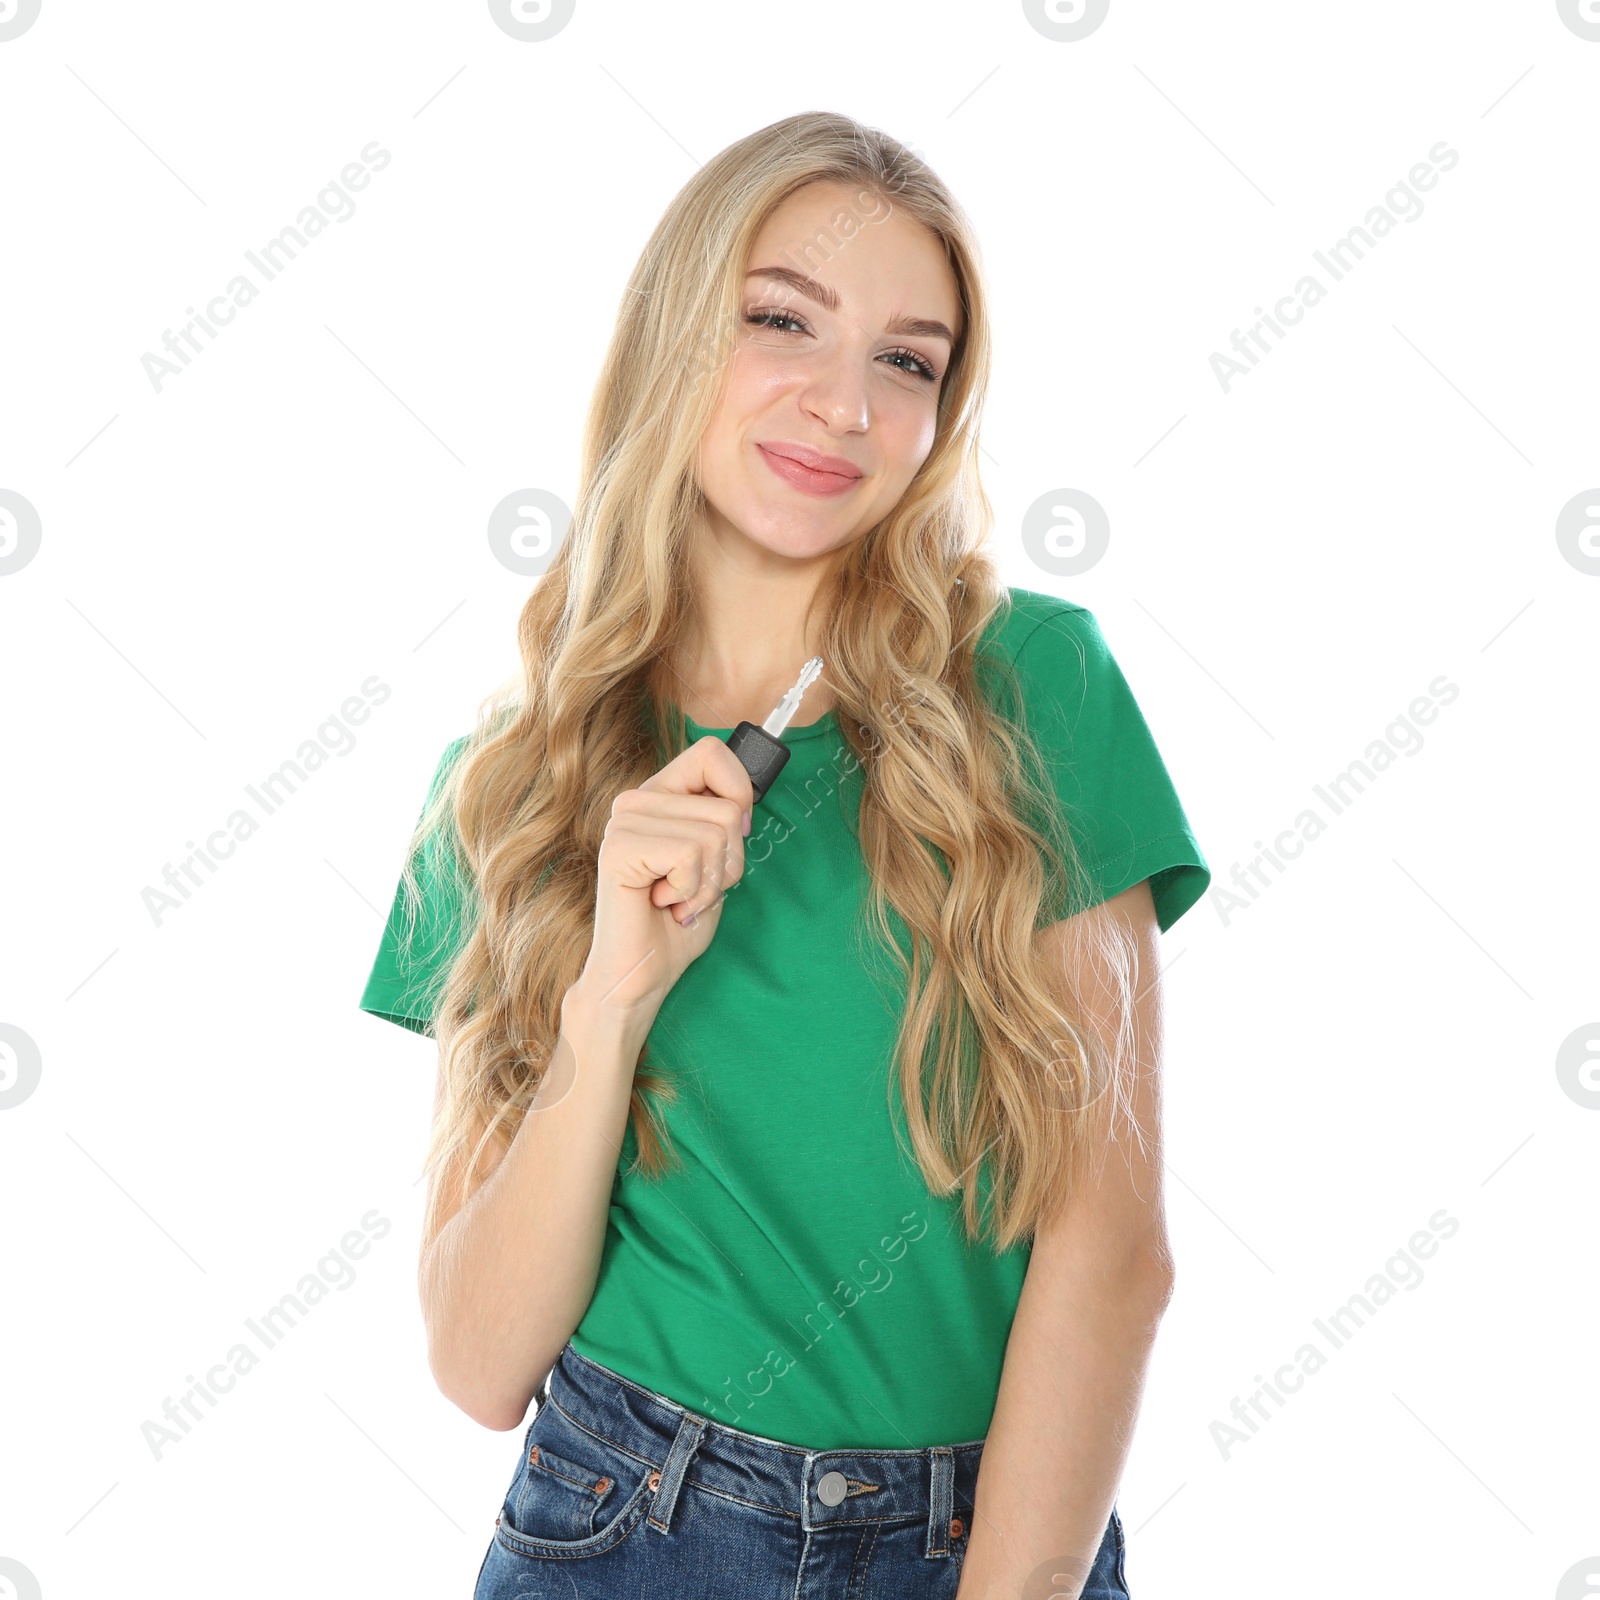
416, 736, 753, 1431
417, 984, 654, 1431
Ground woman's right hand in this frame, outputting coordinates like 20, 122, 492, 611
571, 735, 755, 1022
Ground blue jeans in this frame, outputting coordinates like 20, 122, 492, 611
473, 1340, 1129, 1598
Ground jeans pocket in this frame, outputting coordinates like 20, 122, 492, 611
496, 1413, 654, 1561
513, 1442, 619, 1540
1111, 1504, 1129, 1593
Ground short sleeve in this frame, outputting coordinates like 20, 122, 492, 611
358, 735, 476, 1036
1008, 603, 1210, 934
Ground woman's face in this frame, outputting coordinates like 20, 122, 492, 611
693, 180, 964, 565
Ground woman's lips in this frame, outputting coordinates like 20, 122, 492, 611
756, 443, 863, 498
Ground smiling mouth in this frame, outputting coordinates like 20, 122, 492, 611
756, 444, 863, 497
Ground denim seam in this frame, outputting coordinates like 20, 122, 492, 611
495, 1475, 653, 1562
530, 1452, 610, 1496
851, 1523, 880, 1591
796, 1527, 817, 1596
546, 1394, 662, 1474
549, 1394, 803, 1522
677, 1481, 800, 1521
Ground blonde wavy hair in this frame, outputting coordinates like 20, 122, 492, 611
398, 110, 1138, 1255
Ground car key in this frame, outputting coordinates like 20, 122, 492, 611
725, 656, 824, 806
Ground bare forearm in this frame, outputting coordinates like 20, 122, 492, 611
957, 1256, 1173, 1599
420, 988, 649, 1429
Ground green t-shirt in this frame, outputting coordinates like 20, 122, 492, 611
358, 588, 1209, 1449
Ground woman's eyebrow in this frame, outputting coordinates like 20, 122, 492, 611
745, 265, 955, 344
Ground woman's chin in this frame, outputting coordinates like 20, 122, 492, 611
725, 510, 853, 563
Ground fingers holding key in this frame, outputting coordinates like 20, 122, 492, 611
610, 792, 745, 924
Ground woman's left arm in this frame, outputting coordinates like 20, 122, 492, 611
956, 878, 1176, 1600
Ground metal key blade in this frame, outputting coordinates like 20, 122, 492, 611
761, 656, 824, 737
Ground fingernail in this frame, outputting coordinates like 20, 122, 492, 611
684, 911, 698, 928
742, 810, 751, 836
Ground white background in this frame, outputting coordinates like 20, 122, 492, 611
1, 2, 1595, 1596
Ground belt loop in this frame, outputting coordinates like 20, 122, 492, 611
647, 1409, 708, 1535
925, 1446, 954, 1558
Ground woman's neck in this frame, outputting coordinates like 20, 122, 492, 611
653, 526, 843, 728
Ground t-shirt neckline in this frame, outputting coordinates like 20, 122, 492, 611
683, 705, 840, 744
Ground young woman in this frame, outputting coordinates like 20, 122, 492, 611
360, 111, 1209, 1600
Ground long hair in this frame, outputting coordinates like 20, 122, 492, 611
398, 110, 1139, 1254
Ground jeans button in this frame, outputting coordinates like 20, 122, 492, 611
816, 1470, 848, 1506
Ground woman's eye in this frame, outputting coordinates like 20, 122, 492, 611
883, 347, 939, 382
746, 308, 806, 335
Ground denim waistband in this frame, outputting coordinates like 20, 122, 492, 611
542, 1341, 983, 1558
